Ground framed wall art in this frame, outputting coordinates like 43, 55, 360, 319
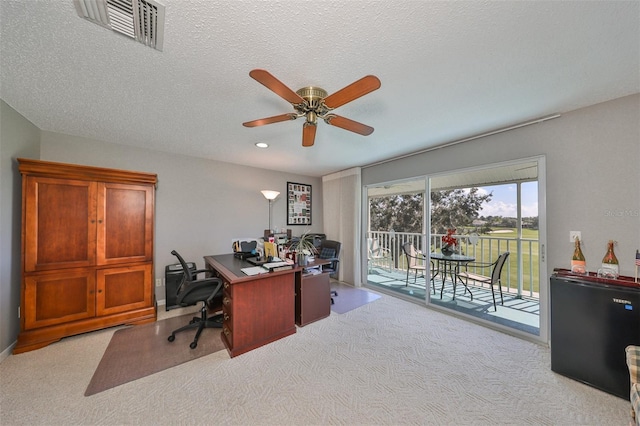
287, 182, 312, 225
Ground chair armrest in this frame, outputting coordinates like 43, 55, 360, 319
415, 251, 428, 260
463, 261, 495, 269
204, 279, 224, 303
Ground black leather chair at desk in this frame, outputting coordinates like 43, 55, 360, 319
317, 240, 341, 304
167, 250, 224, 349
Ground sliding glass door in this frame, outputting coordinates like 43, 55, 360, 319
364, 157, 547, 343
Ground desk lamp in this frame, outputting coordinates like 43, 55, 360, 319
261, 190, 280, 233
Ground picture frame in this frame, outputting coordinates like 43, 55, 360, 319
287, 182, 312, 225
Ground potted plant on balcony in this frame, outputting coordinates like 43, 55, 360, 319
288, 230, 316, 266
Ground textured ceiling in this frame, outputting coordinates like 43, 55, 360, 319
1, 1, 638, 177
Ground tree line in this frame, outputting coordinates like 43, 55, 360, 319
369, 189, 538, 234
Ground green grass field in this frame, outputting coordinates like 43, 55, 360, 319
468, 228, 540, 294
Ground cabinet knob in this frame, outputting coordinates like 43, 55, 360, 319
224, 281, 229, 289
223, 297, 230, 306
223, 313, 230, 321
223, 327, 230, 336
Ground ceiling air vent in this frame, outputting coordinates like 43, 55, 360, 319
74, 0, 165, 51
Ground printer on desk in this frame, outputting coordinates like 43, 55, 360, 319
232, 239, 259, 260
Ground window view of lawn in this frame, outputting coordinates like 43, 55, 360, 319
466, 228, 539, 294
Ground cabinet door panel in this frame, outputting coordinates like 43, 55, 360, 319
97, 183, 153, 265
24, 177, 96, 271
96, 264, 152, 316
24, 271, 95, 329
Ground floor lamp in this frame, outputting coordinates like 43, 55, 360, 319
261, 190, 279, 234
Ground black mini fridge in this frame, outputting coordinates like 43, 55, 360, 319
550, 269, 640, 399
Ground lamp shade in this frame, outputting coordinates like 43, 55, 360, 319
261, 190, 280, 200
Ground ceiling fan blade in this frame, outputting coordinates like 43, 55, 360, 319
249, 69, 305, 105
243, 113, 298, 127
302, 122, 317, 147
325, 114, 374, 136
322, 75, 381, 109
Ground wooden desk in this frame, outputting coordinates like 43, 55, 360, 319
295, 259, 331, 327
203, 254, 297, 357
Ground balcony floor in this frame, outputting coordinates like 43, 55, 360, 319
366, 266, 540, 336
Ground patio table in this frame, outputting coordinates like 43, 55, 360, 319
430, 252, 475, 300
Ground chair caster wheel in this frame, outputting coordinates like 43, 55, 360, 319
168, 335, 175, 342
190, 341, 197, 349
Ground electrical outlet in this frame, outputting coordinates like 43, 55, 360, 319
570, 231, 581, 243
155, 279, 162, 287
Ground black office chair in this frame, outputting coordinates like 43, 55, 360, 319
318, 239, 341, 304
167, 250, 224, 349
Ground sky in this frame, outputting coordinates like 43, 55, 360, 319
477, 182, 538, 218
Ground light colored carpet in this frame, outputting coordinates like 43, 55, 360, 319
0, 292, 631, 425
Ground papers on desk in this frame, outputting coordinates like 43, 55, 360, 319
241, 261, 293, 275
241, 266, 269, 276
303, 267, 322, 275
262, 261, 293, 272
262, 261, 288, 269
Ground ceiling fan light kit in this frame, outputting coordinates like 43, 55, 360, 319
243, 69, 380, 147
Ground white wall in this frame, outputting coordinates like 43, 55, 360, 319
0, 100, 40, 356
39, 131, 324, 302
2, 94, 638, 356
0, 100, 323, 356
362, 94, 640, 279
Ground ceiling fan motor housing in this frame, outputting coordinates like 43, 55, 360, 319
295, 86, 328, 107
296, 86, 328, 125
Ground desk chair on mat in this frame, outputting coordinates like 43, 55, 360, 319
318, 240, 341, 304
167, 250, 224, 349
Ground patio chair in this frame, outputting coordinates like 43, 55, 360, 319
457, 252, 510, 311
368, 238, 392, 272
402, 242, 436, 294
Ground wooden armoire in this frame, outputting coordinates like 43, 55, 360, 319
15, 158, 157, 353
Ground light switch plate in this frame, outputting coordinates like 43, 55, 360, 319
570, 231, 581, 243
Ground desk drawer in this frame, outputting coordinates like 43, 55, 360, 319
222, 324, 233, 346
222, 287, 233, 331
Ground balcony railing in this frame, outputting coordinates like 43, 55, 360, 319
368, 231, 539, 299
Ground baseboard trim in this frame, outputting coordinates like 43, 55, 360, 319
0, 340, 16, 363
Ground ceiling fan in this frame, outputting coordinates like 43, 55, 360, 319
243, 69, 381, 147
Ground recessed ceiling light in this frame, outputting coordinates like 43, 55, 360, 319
255, 142, 269, 148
